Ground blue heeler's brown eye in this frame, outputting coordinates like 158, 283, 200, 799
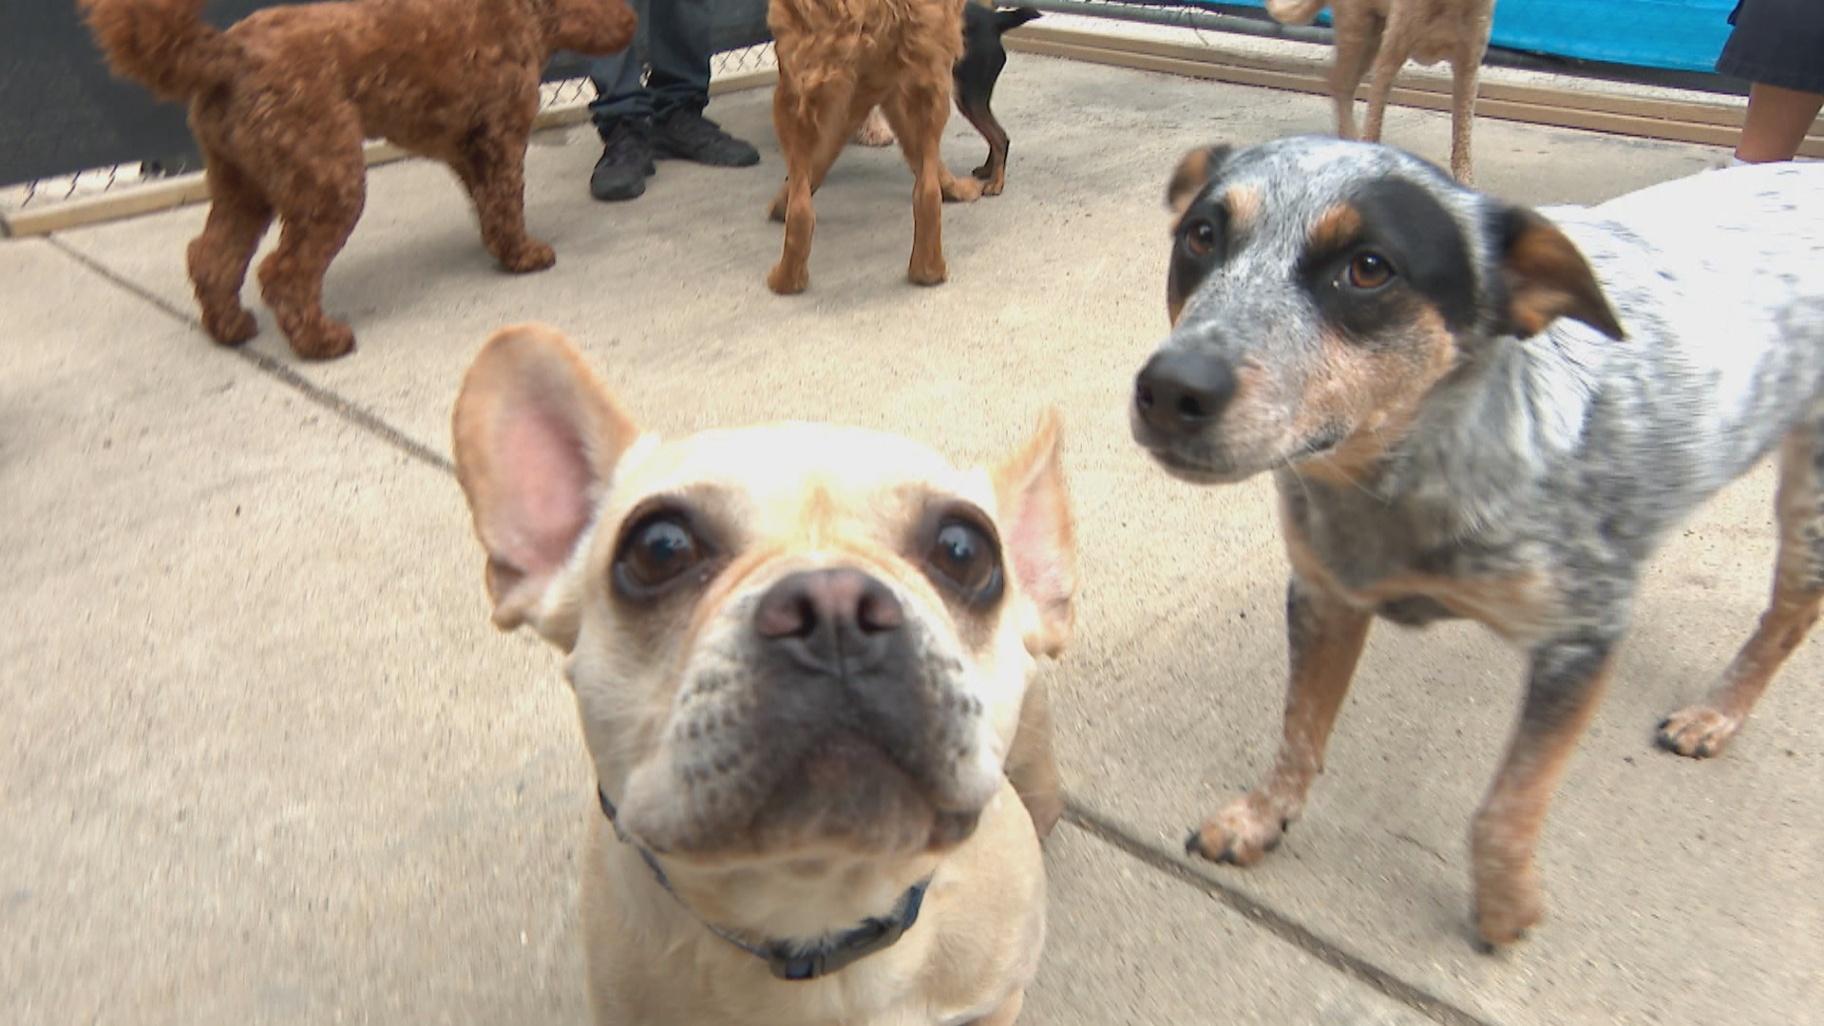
1185, 219, 1218, 258
1347, 251, 1394, 289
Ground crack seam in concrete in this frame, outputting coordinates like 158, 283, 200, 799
1063, 802, 1501, 1026
45, 236, 454, 475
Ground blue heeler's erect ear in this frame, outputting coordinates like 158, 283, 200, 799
1489, 204, 1626, 341
1166, 144, 1233, 216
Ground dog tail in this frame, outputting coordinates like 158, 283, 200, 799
1264, 0, 1327, 25
994, 7, 1043, 34
77, 0, 235, 102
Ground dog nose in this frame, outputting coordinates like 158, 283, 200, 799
754, 568, 904, 674
1134, 350, 1236, 436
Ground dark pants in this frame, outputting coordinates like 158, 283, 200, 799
589, 0, 714, 132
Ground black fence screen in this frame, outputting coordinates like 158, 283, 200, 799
0, 0, 774, 187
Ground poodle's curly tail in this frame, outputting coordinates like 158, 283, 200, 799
1264, 0, 1328, 25
78, 0, 234, 102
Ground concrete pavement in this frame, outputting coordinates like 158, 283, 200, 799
3, 50, 1818, 1026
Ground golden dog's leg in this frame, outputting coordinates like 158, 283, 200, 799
1472, 637, 1613, 948
1359, 10, 1417, 144
1325, 5, 1382, 140
768, 75, 854, 294
883, 83, 978, 286
1661, 427, 1824, 758
769, 92, 878, 223
1447, 40, 1487, 184
1188, 578, 1370, 865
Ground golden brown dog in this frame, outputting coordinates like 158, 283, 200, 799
765, 0, 985, 294
1266, 0, 1494, 182
79, 0, 635, 360
452, 323, 1075, 1024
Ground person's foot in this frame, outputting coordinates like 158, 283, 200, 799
652, 109, 760, 167
590, 118, 656, 202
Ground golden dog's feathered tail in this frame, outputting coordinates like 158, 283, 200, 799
77, 0, 235, 102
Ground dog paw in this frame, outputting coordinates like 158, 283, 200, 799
972, 163, 993, 181
767, 262, 809, 295
1474, 877, 1544, 950
942, 176, 984, 204
290, 321, 356, 361
907, 258, 947, 287
501, 241, 556, 274
1185, 796, 1287, 866
205, 309, 258, 346
981, 178, 1005, 198
1656, 705, 1740, 759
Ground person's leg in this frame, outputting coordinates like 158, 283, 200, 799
585, 0, 657, 202
646, 0, 760, 166
588, 0, 654, 133
1737, 82, 1824, 163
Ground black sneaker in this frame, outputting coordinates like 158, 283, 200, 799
591, 118, 657, 202
652, 109, 760, 167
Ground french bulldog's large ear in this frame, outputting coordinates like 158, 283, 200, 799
451, 323, 640, 650
1166, 144, 1231, 216
995, 409, 1077, 658
1490, 205, 1625, 341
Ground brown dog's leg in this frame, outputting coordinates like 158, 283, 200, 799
187, 150, 272, 347
1359, 10, 1417, 144
455, 111, 556, 273
1325, 5, 1383, 140
1661, 426, 1824, 757
1446, 41, 1487, 183
1472, 636, 1613, 948
1188, 578, 1371, 864
256, 135, 366, 360
1005, 679, 1062, 840
956, 97, 1010, 196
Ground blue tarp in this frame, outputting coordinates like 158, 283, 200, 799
1211, 0, 1736, 74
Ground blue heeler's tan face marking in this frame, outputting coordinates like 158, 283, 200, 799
1137, 136, 1621, 487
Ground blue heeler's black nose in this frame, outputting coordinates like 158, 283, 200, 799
753, 568, 904, 675
1134, 350, 1237, 437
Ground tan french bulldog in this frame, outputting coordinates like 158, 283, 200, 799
450, 324, 1075, 1026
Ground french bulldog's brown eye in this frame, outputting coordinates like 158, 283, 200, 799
1184, 218, 1218, 258
614, 515, 705, 595
926, 518, 1003, 603
1346, 250, 1394, 290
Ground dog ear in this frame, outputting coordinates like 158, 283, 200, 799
451, 323, 641, 650
1166, 144, 1231, 216
995, 409, 1077, 658
1491, 205, 1625, 341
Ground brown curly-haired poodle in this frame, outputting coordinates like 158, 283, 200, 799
79, 0, 636, 360
765, 0, 983, 295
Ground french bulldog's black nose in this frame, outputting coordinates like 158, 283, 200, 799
1134, 350, 1236, 436
754, 568, 904, 674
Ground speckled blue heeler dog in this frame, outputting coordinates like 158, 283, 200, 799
1129, 136, 1824, 950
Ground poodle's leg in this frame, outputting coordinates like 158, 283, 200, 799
454, 102, 555, 273
187, 149, 273, 346
256, 126, 366, 361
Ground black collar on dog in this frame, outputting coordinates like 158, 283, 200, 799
596, 785, 930, 982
